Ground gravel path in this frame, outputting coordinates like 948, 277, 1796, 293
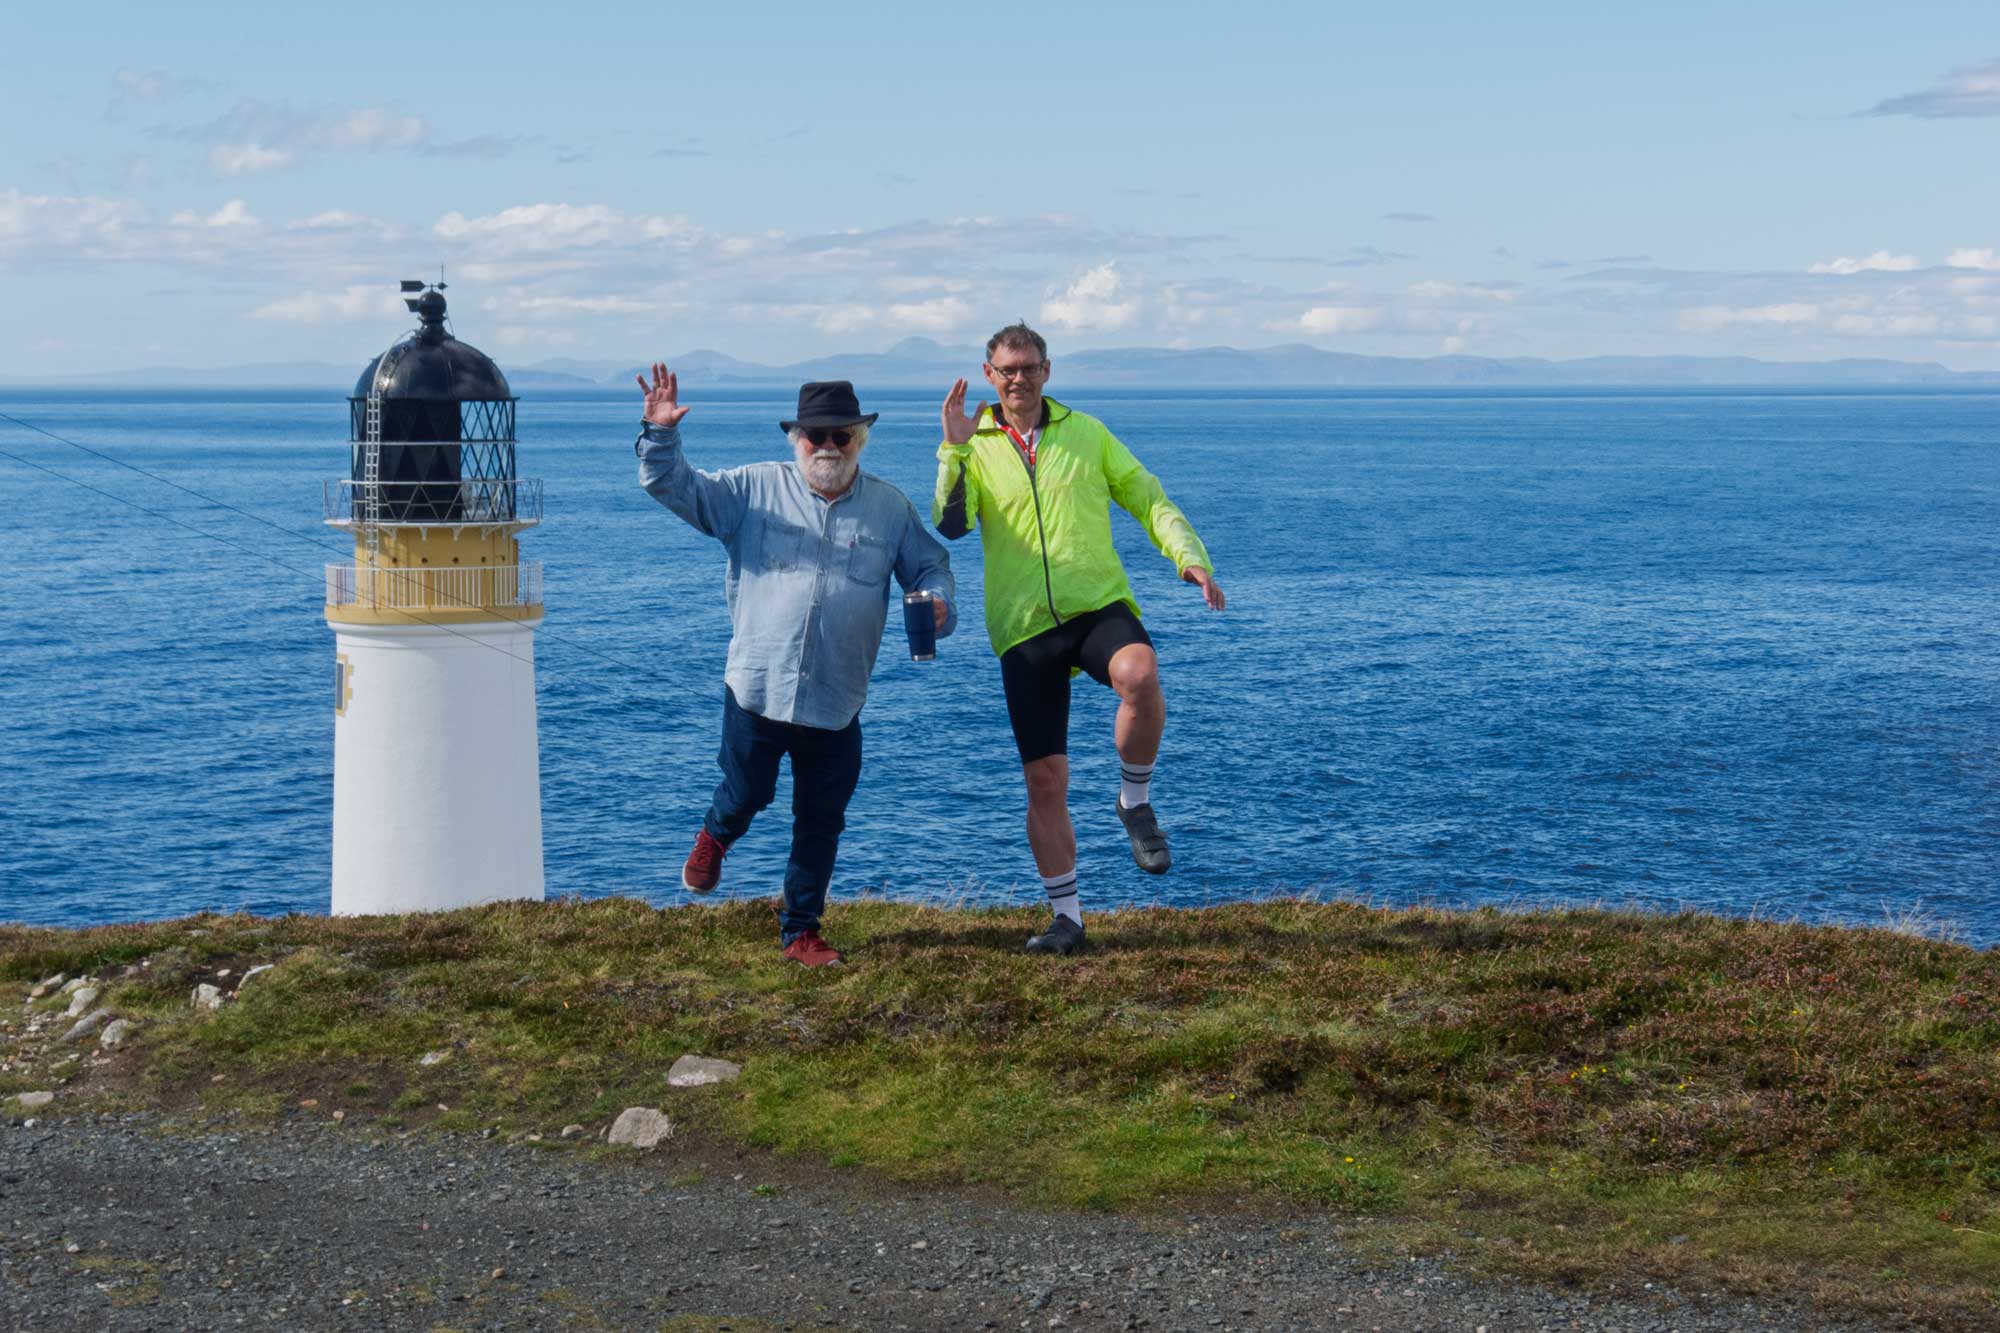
0, 1114, 1889, 1332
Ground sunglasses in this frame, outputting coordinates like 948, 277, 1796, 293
803, 427, 855, 448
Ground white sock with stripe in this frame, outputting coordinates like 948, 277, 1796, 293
1041, 869, 1081, 926
1119, 760, 1155, 811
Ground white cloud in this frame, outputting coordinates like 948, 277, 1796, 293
321, 108, 427, 151
494, 326, 579, 348
1860, 59, 2000, 119
1828, 312, 1942, 337
211, 144, 293, 175
434, 203, 704, 257
1298, 306, 1382, 335
1947, 247, 2000, 271
0, 190, 147, 258
885, 297, 973, 333
1408, 280, 1518, 303
168, 199, 259, 230
1808, 251, 1918, 275
1679, 303, 1820, 333
1042, 263, 1142, 331
252, 285, 406, 324
487, 293, 654, 317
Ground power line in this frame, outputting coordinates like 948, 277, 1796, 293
0, 410, 658, 681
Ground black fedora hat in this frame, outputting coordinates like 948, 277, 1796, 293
780, 380, 879, 433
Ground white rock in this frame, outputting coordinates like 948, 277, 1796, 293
559, 1124, 585, 1139
65, 988, 100, 1018
14, 1091, 53, 1109
60, 977, 90, 996
28, 973, 65, 1000
99, 1019, 136, 1049
606, 1107, 672, 1149
62, 1011, 111, 1044
418, 1050, 449, 1067
216, 968, 232, 979
239, 965, 274, 985
666, 1055, 743, 1088
191, 984, 224, 1012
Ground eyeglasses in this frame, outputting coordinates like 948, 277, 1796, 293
988, 361, 1047, 381
803, 427, 855, 447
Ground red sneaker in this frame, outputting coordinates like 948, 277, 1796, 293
681, 829, 728, 894
781, 931, 844, 968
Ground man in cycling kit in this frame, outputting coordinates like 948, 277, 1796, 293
932, 322, 1224, 956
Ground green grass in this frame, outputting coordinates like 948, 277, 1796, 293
4, 896, 1997, 1328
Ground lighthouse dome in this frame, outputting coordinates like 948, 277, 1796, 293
353, 289, 511, 402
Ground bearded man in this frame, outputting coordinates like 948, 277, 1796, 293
635, 366, 955, 966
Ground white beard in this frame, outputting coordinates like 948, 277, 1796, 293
797, 445, 859, 494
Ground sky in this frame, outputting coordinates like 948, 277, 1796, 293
5, 1, 2000, 375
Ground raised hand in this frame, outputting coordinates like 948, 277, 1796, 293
941, 377, 985, 446
1182, 565, 1226, 611
637, 361, 690, 428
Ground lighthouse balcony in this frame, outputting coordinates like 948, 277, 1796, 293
325, 561, 544, 614
324, 479, 542, 528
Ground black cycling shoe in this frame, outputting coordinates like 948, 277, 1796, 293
1024, 914, 1086, 956
1116, 800, 1172, 874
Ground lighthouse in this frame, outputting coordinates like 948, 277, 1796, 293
323, 282, 546, 914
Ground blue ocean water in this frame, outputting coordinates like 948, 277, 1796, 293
1, 386, 1996, 941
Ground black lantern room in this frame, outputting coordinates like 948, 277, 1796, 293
349, 284, 518, 523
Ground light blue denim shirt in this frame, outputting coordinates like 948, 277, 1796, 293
637, 421, 956, 730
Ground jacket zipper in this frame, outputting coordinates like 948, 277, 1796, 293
1009, 436, 1062, 627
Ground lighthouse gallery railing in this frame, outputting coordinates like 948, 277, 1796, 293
324, 562, 544, 612
324, 478, 543, 526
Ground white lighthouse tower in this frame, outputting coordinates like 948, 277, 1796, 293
324, 282, 545, 914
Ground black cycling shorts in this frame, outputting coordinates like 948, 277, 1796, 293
999, 601, 1153, 764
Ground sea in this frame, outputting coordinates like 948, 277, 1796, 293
2, 386, 1995, 942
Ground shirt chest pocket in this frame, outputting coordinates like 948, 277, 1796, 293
755, 519, 815, 573
844, 535, 893, 586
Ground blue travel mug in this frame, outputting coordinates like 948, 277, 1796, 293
903, 591, 937, 662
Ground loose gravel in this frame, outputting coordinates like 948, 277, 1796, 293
0, 1114, 1893, 1332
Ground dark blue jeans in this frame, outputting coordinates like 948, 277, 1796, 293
705, 688, 863, 943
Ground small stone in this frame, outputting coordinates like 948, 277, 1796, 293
62, 1011, 111, 1044
911, 1240, 929, 1250
65, 988, 99, 1018
331, 1110, 346, 1122
606, 1106, 672, 1149
210, 1074, 227, 1084
65, 1242, 80, 1255
559, 1124, 585, 1139
191, 984, 224, 1012
99, 1019, 136, 1049
216, 968, 231, 979
491, 1267, 506, 1280
418, 1050, 449, 1067
299, 1099, 319, 1110
60, 977, 89, 996
666, 1054, 743, 1088
239, 964, 274, 985
14, 1091, 54, 1109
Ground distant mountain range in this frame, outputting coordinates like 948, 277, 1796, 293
9, 337, 1999, 389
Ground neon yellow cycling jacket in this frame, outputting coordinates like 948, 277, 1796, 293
932, 396, 1213, 657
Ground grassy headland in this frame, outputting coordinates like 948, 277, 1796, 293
4, 897, 1996, 1328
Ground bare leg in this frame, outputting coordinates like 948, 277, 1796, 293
1108, 643, 1165, 765
1023, 755, 1075, 876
